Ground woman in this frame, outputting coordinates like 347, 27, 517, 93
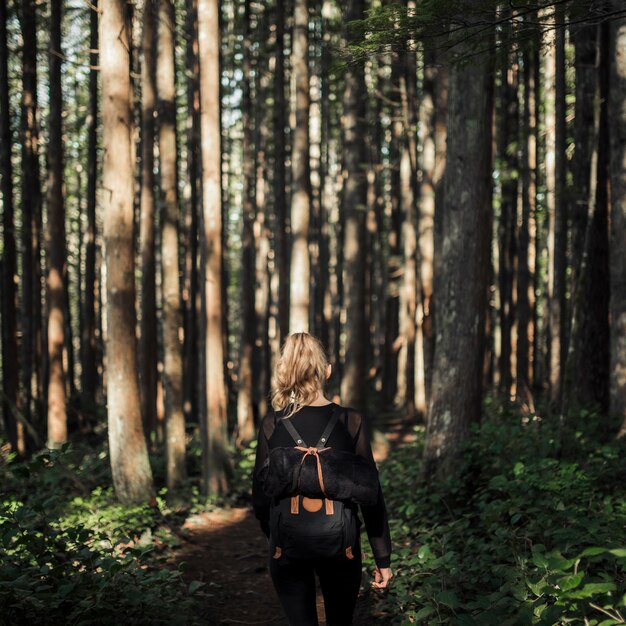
252, 332, 393, 626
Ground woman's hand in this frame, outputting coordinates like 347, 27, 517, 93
371, 566, 393, 589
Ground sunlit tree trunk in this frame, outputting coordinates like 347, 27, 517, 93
157, 0, 186, 490
497, 25, 518, 398
609, 11, 626, 437
417, 42, 436, 416
46, 0, 67, 449
423, 18, 494, 481
289, 0, 311, 333
546, 6, 567, 405
197, 0, 232, 494
237, 0, 256, 445
139, 0, 158, 446
383, 49, 402, 408
517, 29, 538, 409
340, 0, 368, 415
397, 49, 418, 419
101, 0, 155, 504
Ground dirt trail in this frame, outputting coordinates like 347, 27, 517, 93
170, 507, 392, 625
168, 413, 417, 625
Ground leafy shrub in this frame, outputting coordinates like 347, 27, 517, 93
376, 401, 626, 625
0, 446, 200, 625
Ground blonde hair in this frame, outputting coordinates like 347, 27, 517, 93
270, 332, 330, 419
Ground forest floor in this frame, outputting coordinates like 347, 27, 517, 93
166, 411, 418, 625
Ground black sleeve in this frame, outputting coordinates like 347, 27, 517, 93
251, 415, 274, 538
351, 411, 392, 569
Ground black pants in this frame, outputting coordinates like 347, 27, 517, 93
268, 538, 363, 626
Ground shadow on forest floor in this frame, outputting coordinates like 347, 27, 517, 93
166, 409, 419, 625
167, 506, 395, 625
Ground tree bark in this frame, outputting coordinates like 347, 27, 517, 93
81, 0, 99, 422
383, 48, 403, 409
562, 23, 610, 420
197, 0, 232, 494
1, 0, 21, 452
289, 0, 311, 333
340, 0, 368, 416
237, 0, 256, 445
497, 28, 518, 398
157, 0, 186, 490
183, 0, 200, 429
139, 0, 158, 446
423, 19, 494, 481
273, 0, 288, 346
417, 43, 437, 416
101, 0, 155, 504
46, 0, 68, 449
517, 30, 538, 409
548, 5, 567, 406
609, 10, 626, 437
19, 0, 43, 450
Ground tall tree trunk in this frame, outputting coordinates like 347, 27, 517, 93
273, 0, 288, 347
340, 0, 368, 416
430, 49, 448, 409
383, 48, 403, 408
609, 10, 626, 437
423, 19, 494, 481
497, 29, 519, 398
289, 0, 311, 333
183, 0, 199, 427
46, 0, 68, 449
197, 0, 232, 494
81, 0, 99, 422
19, 0, 43, 450
417, 43, 437, 416
139, 0, 158, 445
517, 30, 538, 409
1, 0, 21, 452
101, 0, 155, 504
562, 22, 610, 420
237, 0, 256, 445
397, 51, 418, 419
571, 21, 597, 294
548, 5, 567, 405
157, 0, 186, 490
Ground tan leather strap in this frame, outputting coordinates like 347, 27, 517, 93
291, 495, 299, 514
294, 446, 330, 497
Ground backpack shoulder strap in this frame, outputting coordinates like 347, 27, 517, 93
315, 404, 342, 448
280, 415, 307, 447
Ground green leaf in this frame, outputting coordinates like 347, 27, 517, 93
436, 590, 459, 609
418, 545, 432, 560
580, 547, 607, 557
527, 577, 547, 597
608, 548, 626, 558
414, 605, 437, 621
188, 580, 205, 595
557, 571, 583, 592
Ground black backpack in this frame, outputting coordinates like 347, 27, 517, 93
268, 405, 359, 562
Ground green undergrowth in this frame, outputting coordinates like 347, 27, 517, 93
374, 400, 626, 626
0, 435, 255, 626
